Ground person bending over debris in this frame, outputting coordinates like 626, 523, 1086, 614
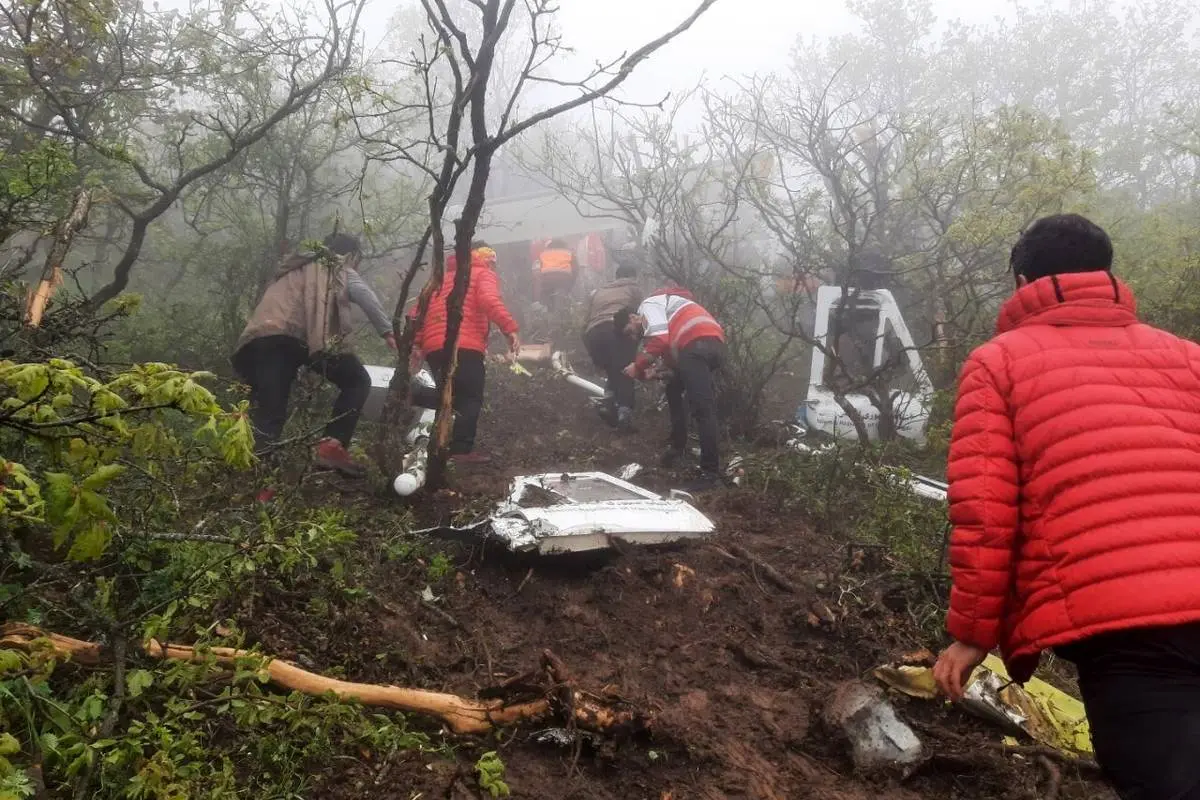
582, 265, 643, 431
933, 214, 1200, 800
616, 289, 726, 488
412, 246, 520, 464
233, 232, 396, 477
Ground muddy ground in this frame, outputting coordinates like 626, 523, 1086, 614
251, 358, 1114, 800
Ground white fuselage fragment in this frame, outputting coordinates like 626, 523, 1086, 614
490, 472, 715, 554
803, 286, 934, 443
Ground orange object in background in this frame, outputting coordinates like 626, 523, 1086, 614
537, 247, 573, 273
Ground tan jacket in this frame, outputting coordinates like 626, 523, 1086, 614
585, 277, 642, 333
236, 252, 354, 357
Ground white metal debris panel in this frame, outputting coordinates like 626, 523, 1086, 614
490, 472, 715, 554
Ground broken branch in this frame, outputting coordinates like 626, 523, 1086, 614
727, 544, 801, 594
1, 623, 648, 738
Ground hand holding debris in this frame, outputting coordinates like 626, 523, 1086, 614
933, 640, 989, 701
506, 331, 521, 361
623, 363, 639, 379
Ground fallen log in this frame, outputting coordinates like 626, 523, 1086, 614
0, 624, 647, 737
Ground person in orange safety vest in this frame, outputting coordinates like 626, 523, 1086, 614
533, 238, 575, 312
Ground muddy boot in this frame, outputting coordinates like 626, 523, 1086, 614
684, 469, 727, 493
450, 451, 492, 465
616, 407, 635, 434
596, 403, 618, 427
314, 437, 367, 477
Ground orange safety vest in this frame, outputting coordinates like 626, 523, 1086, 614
537, 248, 574, 274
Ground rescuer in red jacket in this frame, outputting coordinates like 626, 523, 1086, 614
933, 214, 1200, 799
411, 246, 520, 463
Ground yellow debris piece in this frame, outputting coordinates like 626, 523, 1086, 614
979, 654, 1092, 755
872, 654, 1091, 755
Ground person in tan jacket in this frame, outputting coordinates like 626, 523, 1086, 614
582, 265, 642, 430
232, 233, 395, 477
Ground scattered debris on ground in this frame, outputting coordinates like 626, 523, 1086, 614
235, 365, 1118, 798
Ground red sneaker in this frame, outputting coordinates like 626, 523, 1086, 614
314, 437, 367, 476
450, 451, 492, 465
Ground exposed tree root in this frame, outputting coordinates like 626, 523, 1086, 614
726, 544, 802, 594
1, 623, 648, 737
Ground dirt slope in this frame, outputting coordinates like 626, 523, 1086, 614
257, 365, 1114, 800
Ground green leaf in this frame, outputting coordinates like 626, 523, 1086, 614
0, 734, 19, 756
81, 464, 124, 491
126, 669, 153, 698
67, 523, 112, 561
0, 651, 23, 675
42, 472, 75, 519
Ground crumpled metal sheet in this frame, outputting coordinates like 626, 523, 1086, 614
873, 654, 1091, 755
489, 472, 715, 554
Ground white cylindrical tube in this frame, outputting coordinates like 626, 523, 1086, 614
552, 350, 607, 397
564, 372, 606, 397
394, 407, 437, 496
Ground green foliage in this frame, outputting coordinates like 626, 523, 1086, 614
426, 551, 453, 582
475, 751, 511, 798
0, 358, 253, 561
740, 445, 948, 577
0, 644, 435, 799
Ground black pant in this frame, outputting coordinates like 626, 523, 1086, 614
583, 321, 637, 411
1057, 622, 1200, 800
665, 337, 724, 474
539, 271, 574, 312
425, 347, 486, 454
232, 335, 370, 454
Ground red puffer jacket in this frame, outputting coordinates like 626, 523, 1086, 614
947, 271, 1200, 682
415, 252, 518, 355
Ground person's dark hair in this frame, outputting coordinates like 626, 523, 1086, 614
323, 232, 362, 256
472, 239, 489, 249
613, 307, 636, 333
548, 238, 568, 249
1010, 214, 1113, 283
615, 264, 637, 279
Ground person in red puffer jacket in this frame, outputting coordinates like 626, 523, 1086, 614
933, 214, 1200, 800
411, 246, 520, 463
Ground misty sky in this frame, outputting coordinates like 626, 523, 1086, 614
363, 0, 1037, 104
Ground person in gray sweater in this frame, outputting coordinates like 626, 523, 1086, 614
582, 265, 642, 430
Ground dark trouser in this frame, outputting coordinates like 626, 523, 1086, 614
583, 321, 637, 411
425, 347, 486, 454
665, 337, 725, 474
232, 334, 370, 454
1057, 622, 1200, 800
538, 271, 574, 312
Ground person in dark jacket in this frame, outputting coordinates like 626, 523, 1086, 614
582, 265, 642, 430
233, 233, 395, 477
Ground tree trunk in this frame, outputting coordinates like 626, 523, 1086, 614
24, 188, 92, 327
426, 147, 496, 490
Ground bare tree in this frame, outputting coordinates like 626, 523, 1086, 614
0, 0, 366, 308
355, 0, 720, 486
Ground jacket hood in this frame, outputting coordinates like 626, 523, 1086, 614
273, 251, 318, 280
996, 271, 1138, 334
